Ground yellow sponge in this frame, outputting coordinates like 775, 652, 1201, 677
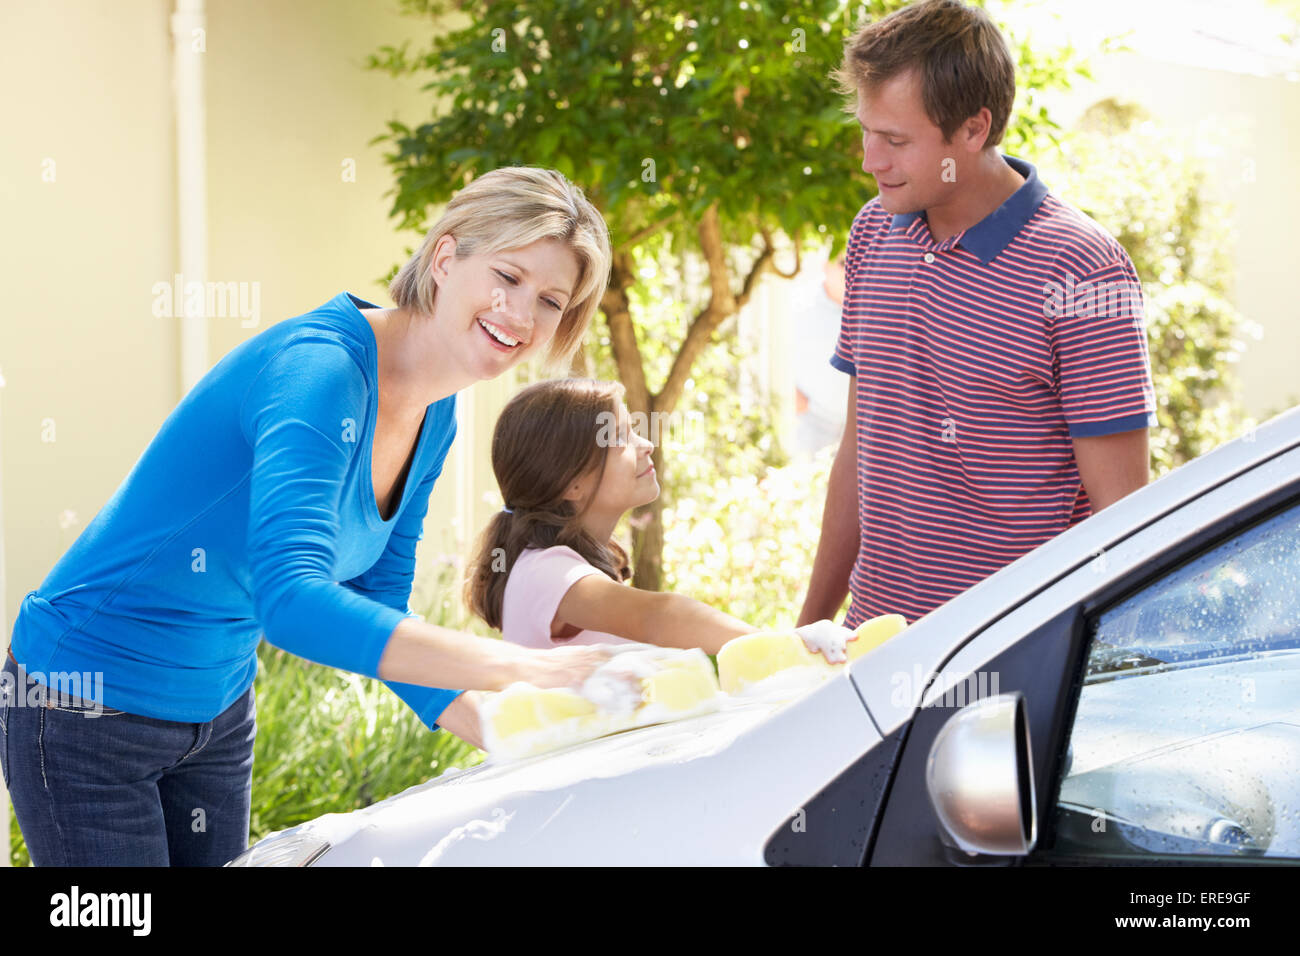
717, 614, 907, 694
478, 617, 909, 760
484, 687, 600, 742
641, 653, 721, 712
480, 647, 721, 761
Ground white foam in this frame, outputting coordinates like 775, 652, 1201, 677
793, 619, 855, 663
580, 646, 671, 714
418, 807, 515, 866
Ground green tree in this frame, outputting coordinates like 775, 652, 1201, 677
367, 0, 1085, 589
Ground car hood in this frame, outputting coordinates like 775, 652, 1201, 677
297, 669, 880, 866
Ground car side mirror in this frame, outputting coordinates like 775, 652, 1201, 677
925, 692, 1037, 856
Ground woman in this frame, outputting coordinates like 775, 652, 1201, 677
0, 166, 618, 866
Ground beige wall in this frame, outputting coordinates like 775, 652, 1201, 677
1, 0, 178, 626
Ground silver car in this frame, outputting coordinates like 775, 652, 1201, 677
231, 407, 1300, 866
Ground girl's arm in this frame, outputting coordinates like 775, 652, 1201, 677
552, 576, 757, 655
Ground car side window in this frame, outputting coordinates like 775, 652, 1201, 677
1050, 501, 1300, 860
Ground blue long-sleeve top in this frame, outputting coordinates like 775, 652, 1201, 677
10, 292, 463, 728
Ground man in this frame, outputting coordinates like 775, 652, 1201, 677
798, 0, 1156, 629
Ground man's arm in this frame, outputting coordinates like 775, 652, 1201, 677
798, 377, 860, 626
1073, 428, 1149, 512
1049, 252, 1156, 515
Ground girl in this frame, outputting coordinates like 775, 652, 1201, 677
465, 378, 760, 655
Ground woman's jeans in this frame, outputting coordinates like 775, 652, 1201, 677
1, 648, 256, 866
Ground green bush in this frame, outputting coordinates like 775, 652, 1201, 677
246, 645, 482, 845
663, 444, 848, 631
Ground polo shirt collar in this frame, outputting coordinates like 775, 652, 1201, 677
889, 154, 1048, 265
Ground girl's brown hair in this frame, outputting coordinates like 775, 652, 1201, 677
465, 378, 632, 630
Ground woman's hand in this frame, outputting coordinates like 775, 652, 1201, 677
518, 643, 651, 714
514, 642, 623, 692
377, 619, 642, 704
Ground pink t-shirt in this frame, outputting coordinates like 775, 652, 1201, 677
500, 546, 639, 649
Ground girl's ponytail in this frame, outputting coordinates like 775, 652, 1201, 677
463, 511, 513, 630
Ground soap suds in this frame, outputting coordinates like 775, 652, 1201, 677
580, 646, 673, 714
481, 646, 720, 761
419, 807, 514, 866
794, 619, 856, 663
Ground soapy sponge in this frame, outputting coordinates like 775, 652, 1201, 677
478, 615, 907, 760
479, 645, 721, 761
716, 613, 907, 694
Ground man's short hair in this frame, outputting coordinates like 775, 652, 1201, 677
833, 0, 1016, 147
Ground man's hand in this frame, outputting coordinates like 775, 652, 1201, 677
1072, 428, 1149, 513
794, 620, 855, 664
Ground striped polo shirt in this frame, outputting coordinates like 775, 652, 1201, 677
830, 154, 1156, 626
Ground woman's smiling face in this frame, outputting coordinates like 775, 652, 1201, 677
431, 235, 581, 381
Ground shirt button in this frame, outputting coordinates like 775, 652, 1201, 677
923, 252, 936, 264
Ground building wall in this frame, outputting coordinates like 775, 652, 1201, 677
1042, 51, 1300, 421
1, 0, 178, 643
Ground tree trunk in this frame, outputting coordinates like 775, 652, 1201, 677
630, 442, 666, 591
599, 210, 775, 591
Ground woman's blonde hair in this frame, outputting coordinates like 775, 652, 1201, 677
464, 378, 632, 631
389, 166, 612, 370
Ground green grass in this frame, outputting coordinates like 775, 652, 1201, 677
247, 645, 483, 843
